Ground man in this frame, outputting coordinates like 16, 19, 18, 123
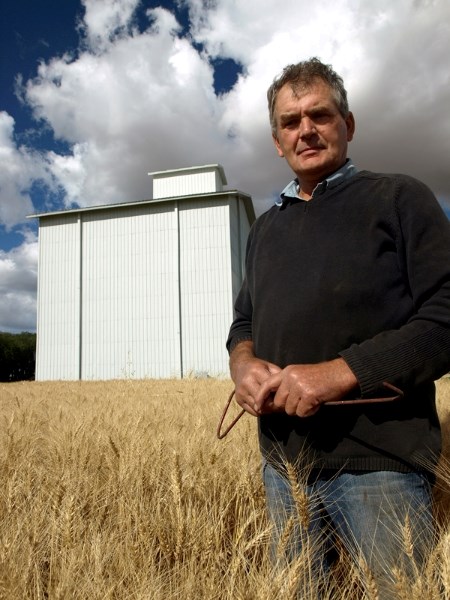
226, 57, 450, 595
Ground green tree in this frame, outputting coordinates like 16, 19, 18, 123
0, 332, 36, 381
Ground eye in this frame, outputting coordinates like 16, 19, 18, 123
310, 111, 332, 125
281, 118, 299, 130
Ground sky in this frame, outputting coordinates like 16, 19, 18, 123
1, 0, 450, 334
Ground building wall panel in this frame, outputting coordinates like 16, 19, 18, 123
152, 165, 226, 199
229, 199, 241, 304
81, 204, 180, 379
238, 197, 251, 277
153, 170, 220, 199
179, 199, 232, 376
35, 216, 81, 380
229, 197, 251, 304
34, 187, 253, 381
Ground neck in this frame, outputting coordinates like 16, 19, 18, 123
297, 159, 350, 200
298, 187, 313, 201
297, 174, 323, 200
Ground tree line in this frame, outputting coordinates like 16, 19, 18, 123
0, 332, 36, 381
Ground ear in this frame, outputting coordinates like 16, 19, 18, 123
272, 134, 285, 158
345, 112, 355, 142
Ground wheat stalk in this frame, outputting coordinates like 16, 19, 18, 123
0, 378, 449, 599
286, 461, 311, 530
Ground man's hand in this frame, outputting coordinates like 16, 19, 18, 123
254, 358, 358, 418
229, 341, 281, 416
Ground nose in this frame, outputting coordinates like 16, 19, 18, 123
298, 116, 315, 138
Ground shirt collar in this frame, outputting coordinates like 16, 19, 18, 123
276, 159, 358, 207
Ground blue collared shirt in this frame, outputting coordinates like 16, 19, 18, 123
276, 159, 358, 207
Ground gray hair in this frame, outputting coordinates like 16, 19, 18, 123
267, 57, 349, 136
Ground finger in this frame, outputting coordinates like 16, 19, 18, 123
258, 392, 282, 414
267, 362, 282, 376
254, 374, 282, 412
242, 402, 260, 417
296, 399, 321, 418
284, 390, 302, 416
234, 389, 260, 417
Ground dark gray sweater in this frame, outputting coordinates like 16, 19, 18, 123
227, 171, 450, 474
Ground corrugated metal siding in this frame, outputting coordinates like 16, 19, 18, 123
35, 216, 81, 380
229, 199, 242, 305
238, 198, 251, 278
179, 199, 232, 376
81, 204, 180, 379
153, 170, 221, 199
230, 197, 251, 304
34, 191, 252, 380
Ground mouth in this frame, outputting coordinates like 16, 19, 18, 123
297, 146, 324, 156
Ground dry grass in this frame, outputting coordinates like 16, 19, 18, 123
0, 377, 449, 599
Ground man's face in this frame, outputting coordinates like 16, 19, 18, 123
272, 80, 355, 189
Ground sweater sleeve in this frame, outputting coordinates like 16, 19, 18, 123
226, 275, 253, 353
340, 176, 450, 395
226, 225, 256, 354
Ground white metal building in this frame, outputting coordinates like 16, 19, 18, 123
30, 165, 255, 380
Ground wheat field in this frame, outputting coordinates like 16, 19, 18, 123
0, 377, 449, 599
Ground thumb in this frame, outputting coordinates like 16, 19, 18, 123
254, 372, 281, 411
267, 362, 282, 375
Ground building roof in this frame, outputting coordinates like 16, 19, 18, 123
27, 189, 256, 225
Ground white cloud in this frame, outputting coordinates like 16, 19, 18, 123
3, 0, 450, 332
0, 230, 38, 332
16, 0, 450, 214
0, 112, 41, 228
24, 6, 221, 208
184, 0, 450, 201
46, 144, 88, 207
80, 0, 142, 51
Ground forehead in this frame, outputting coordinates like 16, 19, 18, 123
275, 80, 338, 113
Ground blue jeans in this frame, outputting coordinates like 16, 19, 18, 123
263, 461, 435, 598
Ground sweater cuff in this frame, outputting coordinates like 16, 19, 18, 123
339, 348, 377, 397
227, 336, 253, 355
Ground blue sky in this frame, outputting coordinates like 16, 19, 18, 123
1, 1, 77, 251
1, 0, 450, 333
0, 0, 241, 253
